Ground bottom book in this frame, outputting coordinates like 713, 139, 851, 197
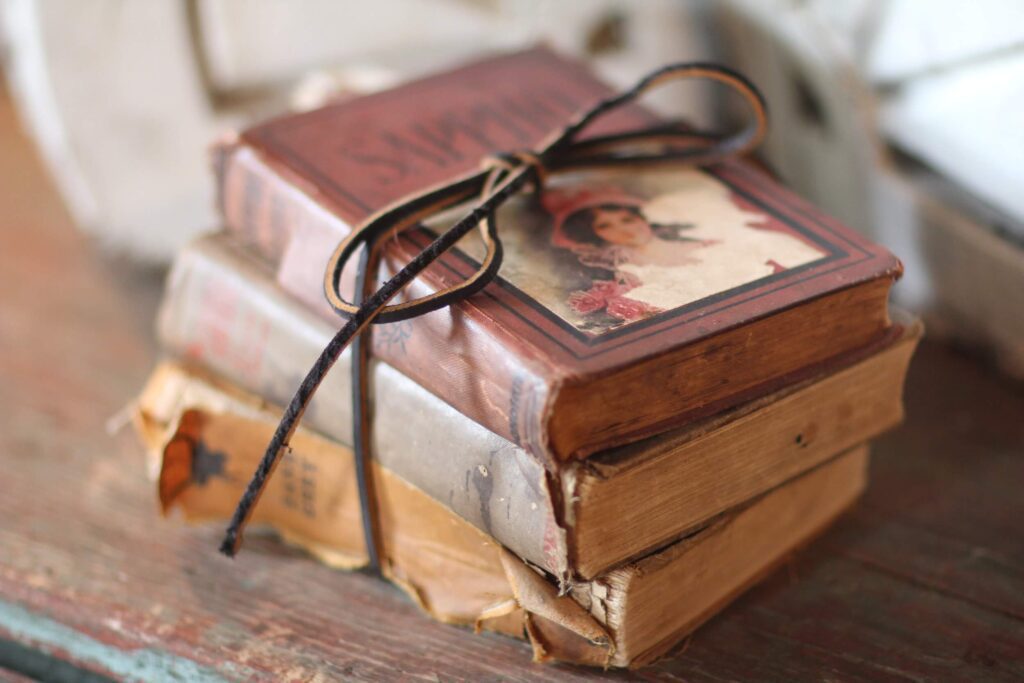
134, 363, 869, 668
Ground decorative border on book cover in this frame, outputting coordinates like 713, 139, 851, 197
413, 166, 876, 358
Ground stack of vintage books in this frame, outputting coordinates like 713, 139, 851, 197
132, 48, 919, 668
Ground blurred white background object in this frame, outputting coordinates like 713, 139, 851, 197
880, 52, 1024, 227
0, 0, 710, 261
715, 0, 1024, 375
2, 0, 236, 260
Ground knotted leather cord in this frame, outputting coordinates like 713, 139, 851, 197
219, 63, 768, 562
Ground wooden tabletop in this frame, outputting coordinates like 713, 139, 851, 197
1, 84, 1023, 683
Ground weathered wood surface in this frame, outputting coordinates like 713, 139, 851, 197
1, 84, 1023, 682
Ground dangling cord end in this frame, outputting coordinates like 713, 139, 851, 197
219, 310, 364, 557
220, 528, 241, 558
218, 414, 297, 557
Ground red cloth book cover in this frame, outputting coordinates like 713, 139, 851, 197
215, 47, 901, 462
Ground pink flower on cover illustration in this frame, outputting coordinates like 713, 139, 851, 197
606, 296, 662, 322
568, 289, 605, 315
568, 276, 659, 320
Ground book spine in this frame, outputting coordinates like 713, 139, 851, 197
216, 142, 556, 456
157, 235, 568, 576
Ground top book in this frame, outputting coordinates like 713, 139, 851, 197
214, 47, 901, 464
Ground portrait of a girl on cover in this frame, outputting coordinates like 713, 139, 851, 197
541, 170, 827, 331
449, 169, 828, 335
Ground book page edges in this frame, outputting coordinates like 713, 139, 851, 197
549, 275, 898, 460
568, 316, 920, 577
603, 446, 870, 667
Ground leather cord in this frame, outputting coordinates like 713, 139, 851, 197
219, 62, 768, 562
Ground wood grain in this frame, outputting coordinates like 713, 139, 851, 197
1, 83, 1023, 681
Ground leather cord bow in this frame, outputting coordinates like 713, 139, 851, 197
219, 62, 768, 563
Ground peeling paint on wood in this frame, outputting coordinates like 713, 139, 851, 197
0, 602, 232, 682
